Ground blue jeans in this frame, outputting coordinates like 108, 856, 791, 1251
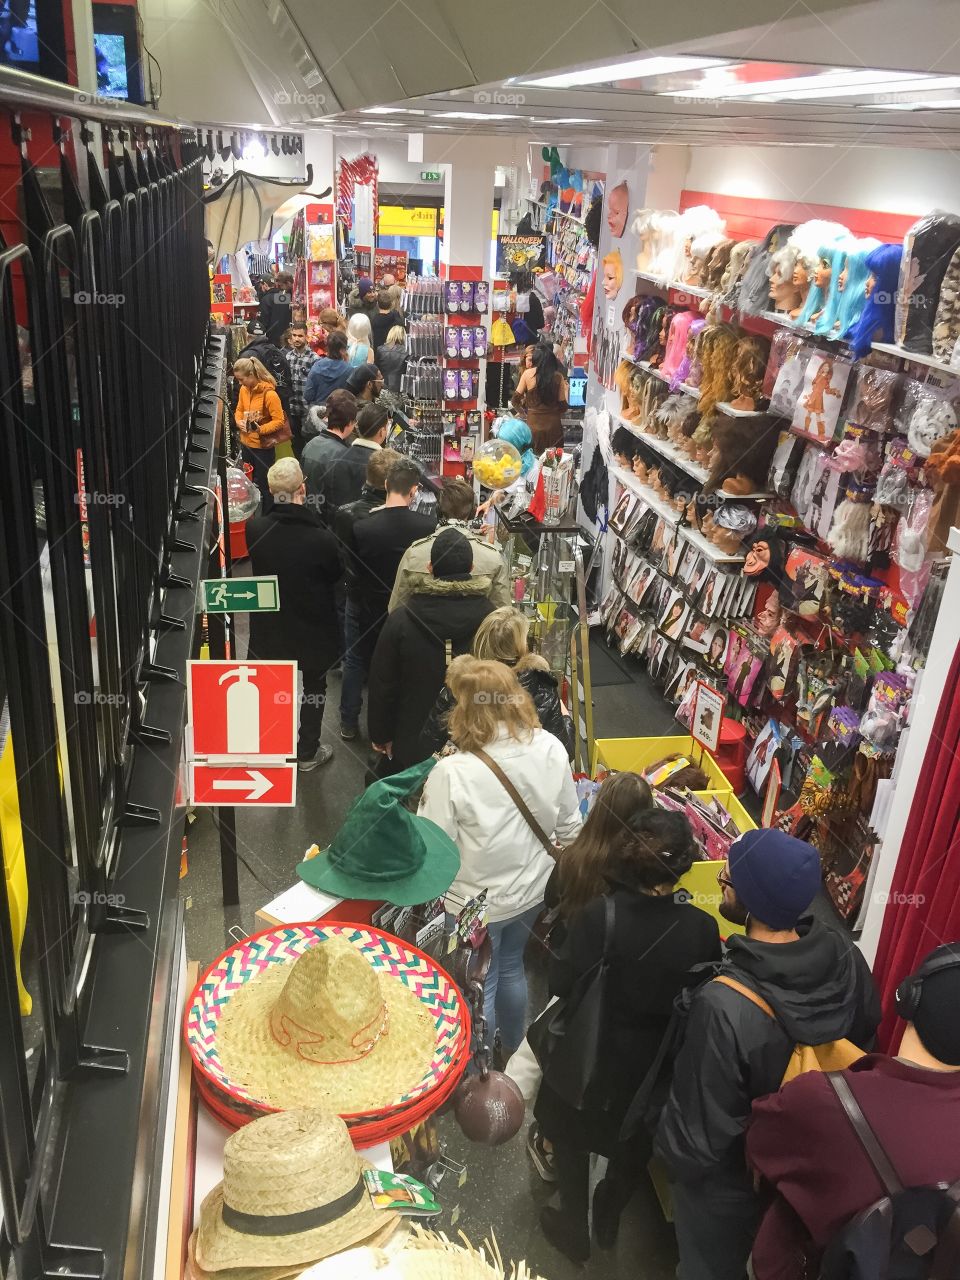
484, 902, 542, 1056
340, 597, 364, 729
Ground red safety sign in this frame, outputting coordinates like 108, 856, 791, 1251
186, 660, 297, 759
190, 763, 297, 807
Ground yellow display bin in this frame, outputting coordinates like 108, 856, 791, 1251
592, 734, 733, 793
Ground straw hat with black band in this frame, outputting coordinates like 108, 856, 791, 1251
192, 1109, 400, 1273
297, 758, 460, 906
295, 1224, 546, 1279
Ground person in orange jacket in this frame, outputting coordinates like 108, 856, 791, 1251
233, 356, 287, 512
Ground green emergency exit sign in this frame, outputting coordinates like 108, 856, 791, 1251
202, 576, 280, 614
420, 170, 442, 183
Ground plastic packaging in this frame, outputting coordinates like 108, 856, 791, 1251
895, 211, 960, 353
769, 344, 816, 419
848, 365, 902, 433
894, 486, 934, 609
762, 329, 801, 400
904, 387, 958, 457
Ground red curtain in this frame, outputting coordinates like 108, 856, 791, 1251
873, 642, 960, 1049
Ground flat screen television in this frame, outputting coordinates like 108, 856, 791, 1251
0, 0, 68, 83
92, 3, 144, 103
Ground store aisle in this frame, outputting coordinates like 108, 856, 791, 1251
180, 642, 684, 1277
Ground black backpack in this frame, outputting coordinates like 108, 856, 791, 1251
819, 1072, 960, 1279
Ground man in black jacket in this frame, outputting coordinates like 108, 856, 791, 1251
258, 272, 293, 344
235, 321, 292, 411
333, 447, 401, 740
367, 528, 494, 774
351, 458, 436, 666
655, 829, 881, 1280
245, 458, 341, 770
301, 389, 357, 525
324, 403, 389, 514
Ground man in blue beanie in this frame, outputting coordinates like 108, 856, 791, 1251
655, 829, 881, 1280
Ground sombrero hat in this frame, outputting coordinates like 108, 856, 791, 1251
185, 923, 468, 1131
191, 1109, 400, 1273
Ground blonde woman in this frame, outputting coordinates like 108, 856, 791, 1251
421, 607, 573, 757
419, 657, 581, 1056
376, 324, 408, 392
233, 356, 288, 511
346, 312, 374, 367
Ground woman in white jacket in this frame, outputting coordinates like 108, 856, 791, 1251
419, 657, 582, 1056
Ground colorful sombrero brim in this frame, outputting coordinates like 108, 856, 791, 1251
185, 924, 468, 1123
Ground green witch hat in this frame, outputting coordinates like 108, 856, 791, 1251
297, 758, 459, 906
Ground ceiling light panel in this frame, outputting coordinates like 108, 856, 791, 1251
517, 55, 727, 89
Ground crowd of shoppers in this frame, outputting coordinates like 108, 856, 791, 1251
227, 291, 960, 1280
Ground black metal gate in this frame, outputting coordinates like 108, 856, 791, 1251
0, 87, 218, 1279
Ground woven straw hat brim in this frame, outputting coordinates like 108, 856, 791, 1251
216, 963, 436, 1114
294, 1226, 545, 1280
193, 1161, 400, 1272
297, 818, 460, 907
188, 1214, 412, 1279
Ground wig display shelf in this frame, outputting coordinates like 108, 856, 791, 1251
637, 360, 701, 400
611, 466, 682, 526
715, 401, 768, 418
616, 415, 710, 483
872, 341, 960, 378
610, 467, 745, 565
680, 521, 747, 566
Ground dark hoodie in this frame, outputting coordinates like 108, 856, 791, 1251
366, 577, 495, 767
655, 918, 881, 1191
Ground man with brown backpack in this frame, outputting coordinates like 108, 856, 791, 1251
654, 829, 881, 1280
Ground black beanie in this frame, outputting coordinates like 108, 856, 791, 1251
431, 528, 473, 581
913, 961, 960, 1066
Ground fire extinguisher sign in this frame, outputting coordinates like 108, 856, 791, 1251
186, 661, 298, 760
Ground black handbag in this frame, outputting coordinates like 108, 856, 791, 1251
527, 895, 614, 1110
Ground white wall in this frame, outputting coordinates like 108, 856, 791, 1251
684, 144, 960, 217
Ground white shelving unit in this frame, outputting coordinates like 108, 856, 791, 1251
872, 341, 960, 377
716, 400, 767, 417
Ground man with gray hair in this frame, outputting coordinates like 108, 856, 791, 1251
245, 458, 341, 770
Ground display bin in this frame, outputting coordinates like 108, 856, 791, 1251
701, 788, 757, 838
592, 734, 733, 793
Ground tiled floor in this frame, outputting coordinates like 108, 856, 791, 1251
181, 641, 683, 1277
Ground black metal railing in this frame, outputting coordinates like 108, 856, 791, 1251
0, 73, 218, 1279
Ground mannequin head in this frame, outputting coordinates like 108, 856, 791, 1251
606, 182, 629, 238
836, 239, 881, 338
602, 250, 624, 299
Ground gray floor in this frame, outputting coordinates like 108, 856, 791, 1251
182, 642, 681, 1276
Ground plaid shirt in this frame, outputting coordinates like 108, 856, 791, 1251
285, 347, 317, 418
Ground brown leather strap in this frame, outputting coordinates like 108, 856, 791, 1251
826, 1072, 904, 1198
472, 748, 559, 860
713, 975, 776, 1019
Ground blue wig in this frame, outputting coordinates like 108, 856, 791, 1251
849, 243, 904, 356
813, 239, 855, 335
797, 239, 840, 326
836, 240, 880, 338
496, 417, 538, 474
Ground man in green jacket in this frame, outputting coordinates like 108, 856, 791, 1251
389, 477, 510, 612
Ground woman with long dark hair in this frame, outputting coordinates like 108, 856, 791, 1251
511, 341, 569, 452
535, 810, 721, 1264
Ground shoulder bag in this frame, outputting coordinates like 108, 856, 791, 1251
527, 895, 615, 1109
471, 747, 560, 859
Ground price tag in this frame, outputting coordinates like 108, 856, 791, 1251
691, 681, 725, 754
517, 554, 532, 568
558, 560, 575, 573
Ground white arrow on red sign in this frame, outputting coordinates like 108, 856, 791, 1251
211, 769, 273, 801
